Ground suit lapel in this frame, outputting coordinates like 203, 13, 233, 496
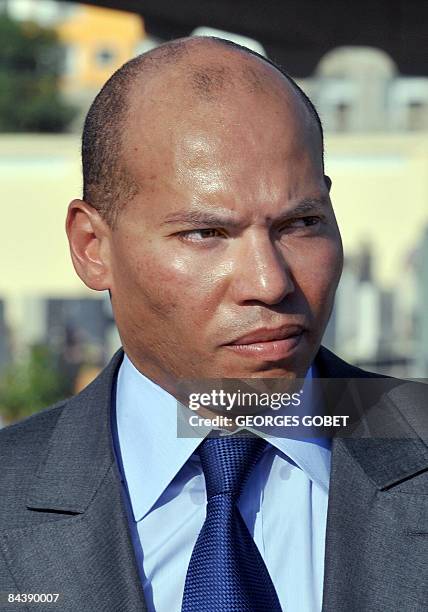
316, 347, 428, 611
0, 349, 147, 611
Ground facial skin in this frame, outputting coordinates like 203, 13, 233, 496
67, 42, 343, 397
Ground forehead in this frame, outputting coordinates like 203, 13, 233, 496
120, 47, 323, 218
128, 66, 318, 155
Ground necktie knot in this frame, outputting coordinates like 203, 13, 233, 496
198, 435, 267, 501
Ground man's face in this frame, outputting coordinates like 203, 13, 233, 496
107, 73, 343, 387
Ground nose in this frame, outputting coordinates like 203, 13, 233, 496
230, 231, 295, 306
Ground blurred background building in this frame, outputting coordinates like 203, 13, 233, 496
0, 0, 427, 423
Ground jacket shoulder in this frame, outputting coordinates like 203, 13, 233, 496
0, 400, 67, 451
316, 345, 390, 379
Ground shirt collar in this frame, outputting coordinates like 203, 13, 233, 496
203, 364, 331, 493
265, 364, 331, 492
116, 355, 331, 522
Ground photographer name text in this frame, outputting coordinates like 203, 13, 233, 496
188, 414, 350, 428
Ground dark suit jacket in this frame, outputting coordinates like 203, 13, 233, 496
0, 347, 427, 611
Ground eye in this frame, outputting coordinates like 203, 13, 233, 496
278, 216, 322, 234
290, 216, 321, 227
179, 228, 226, 242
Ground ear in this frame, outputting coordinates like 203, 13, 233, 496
65, 199, 112, 291
324, 175, 332, 192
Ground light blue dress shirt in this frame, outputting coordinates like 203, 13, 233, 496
116, 354, 331, 612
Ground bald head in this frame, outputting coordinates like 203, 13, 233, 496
82, 37, 324, 227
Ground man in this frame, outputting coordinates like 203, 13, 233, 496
0, 37, 427, 612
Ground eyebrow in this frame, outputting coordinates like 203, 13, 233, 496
162, 197, 329, 228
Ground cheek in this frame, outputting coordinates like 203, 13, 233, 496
293, 238, 343, 309
116, 244, 223, 322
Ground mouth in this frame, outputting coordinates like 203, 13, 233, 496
223, 325, 306, 361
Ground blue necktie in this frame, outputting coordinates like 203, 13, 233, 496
181, 434, 283, 612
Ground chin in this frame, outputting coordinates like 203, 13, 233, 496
214, 358, 300, 380
245, 363, 302, 379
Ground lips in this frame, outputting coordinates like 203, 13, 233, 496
224, 325, 306, 360
228, 324, 305, 345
